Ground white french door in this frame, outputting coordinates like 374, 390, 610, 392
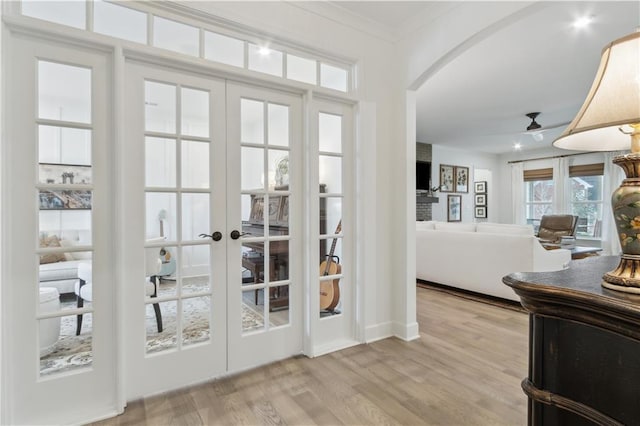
123, 62, 302, 397
122, 62, 228, 397
3, 35, 117, 424
226, 83, 303, 371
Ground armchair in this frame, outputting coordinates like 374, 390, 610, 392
74, 244, 163, 335
537, 215, 579, 244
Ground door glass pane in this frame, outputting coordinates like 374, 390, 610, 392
149, 244, 177, 297
241, 194, 253, 223
242, 290, 265, 333
93, 0, 147, 43
271, 241, 288, 281
241, 147, 264, 191
146, 300, 177, 354
181, 87, 209, 138
181, 141, 209, 189
286, 54, 316, 85
319, 155, 342, 194
204, 31, 244, 68
40, 313, 93, 377
269, 195, 288, 235
182, 245, 210, 295
268, 149, 289, 189
145, 137, 176, 188
268, 104, 289, 147
248, 44, 283, 77
39, 190, 92, 210
23, 1, 86, 29
182, 193, 210, 241
319, 113, 342, 153
38, 61, 91, 123
324, 197, 342, 239
153, 16, 199, 57
182, 296, 210, 346
39, 125, 91, 167
39, 210, 92, 242
241, 99, 264, 144
269, 284, 289, 326
320, 63, 348, 92
146, 192, 177, 240
145, 81, 176, 134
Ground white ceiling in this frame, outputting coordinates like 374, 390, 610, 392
327, 1, 640, 154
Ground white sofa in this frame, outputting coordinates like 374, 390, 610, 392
416, 221, 571, 301
39, 230, 92, 294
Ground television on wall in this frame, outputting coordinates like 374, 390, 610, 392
416, 161, 431, 191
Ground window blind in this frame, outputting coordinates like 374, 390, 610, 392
523, 168, 553, 181
569, 163, 604, 177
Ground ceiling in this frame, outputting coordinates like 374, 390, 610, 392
328, 1, 640, 154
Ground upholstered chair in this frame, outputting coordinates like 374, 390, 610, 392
74, 245, 163, 335
537, 215, 579, 244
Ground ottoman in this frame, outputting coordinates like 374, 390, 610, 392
39, 287, 61, 356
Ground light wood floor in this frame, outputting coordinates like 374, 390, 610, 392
92, 286, 529, 425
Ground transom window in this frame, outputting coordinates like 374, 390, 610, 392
18, 0, 352, 93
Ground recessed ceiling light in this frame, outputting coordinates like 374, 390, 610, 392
514, 142, 522, 150
572, 15, 594, 29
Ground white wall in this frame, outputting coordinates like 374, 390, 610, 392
430, 144, 500, 223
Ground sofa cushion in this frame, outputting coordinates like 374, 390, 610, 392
434, 222, 477, 232
476, 223, 534, 236
39, 259, 85, 282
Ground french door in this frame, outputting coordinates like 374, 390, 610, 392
3, 34, 117, 424
123, 61, 303, 397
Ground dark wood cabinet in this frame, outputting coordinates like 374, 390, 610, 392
503, 256, 640, 426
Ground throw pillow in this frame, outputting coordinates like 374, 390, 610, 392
39, 235, 66, 264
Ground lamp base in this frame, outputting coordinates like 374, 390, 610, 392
602, 255, 640, 293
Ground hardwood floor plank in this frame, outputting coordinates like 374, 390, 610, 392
91, 286, 528, 425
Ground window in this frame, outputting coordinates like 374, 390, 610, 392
570, 163, 604, 238
524, 168, 553, 231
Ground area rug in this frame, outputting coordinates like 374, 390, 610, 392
40, 279, 269, 376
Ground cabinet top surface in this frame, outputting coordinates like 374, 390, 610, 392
503, 256, 640, 316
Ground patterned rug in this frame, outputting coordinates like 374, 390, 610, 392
40, 282, 267, 376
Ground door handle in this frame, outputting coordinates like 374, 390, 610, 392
230, 230, 248, 240
199, 232, 222, 241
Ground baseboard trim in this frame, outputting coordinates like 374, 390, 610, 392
364, 322, 393, 343
393, 320, 420, 341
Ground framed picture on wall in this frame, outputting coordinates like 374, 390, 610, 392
474, 181, 487, 193
455, 166, 469, 193
475, 194, 487, 206
475, 206, 487, 219
440, 164, 455, 192
447, 195, 462, 222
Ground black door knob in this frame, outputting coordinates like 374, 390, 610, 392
230, 230, 241, 240
199, 232, 222, 241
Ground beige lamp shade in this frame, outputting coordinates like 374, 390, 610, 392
553, 31, 640, 151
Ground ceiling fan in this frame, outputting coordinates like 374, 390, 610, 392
524, 112, 571, 141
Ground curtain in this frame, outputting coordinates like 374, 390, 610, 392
552, 157, 569, 214
511, 162, 525, 225
602, 151, 626, 255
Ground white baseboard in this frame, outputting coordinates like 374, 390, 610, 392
392, 321, 420, 341
364, 321, 420, 343
308, 338, 361, 358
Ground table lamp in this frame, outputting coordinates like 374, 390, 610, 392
554, 30, 640, 292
